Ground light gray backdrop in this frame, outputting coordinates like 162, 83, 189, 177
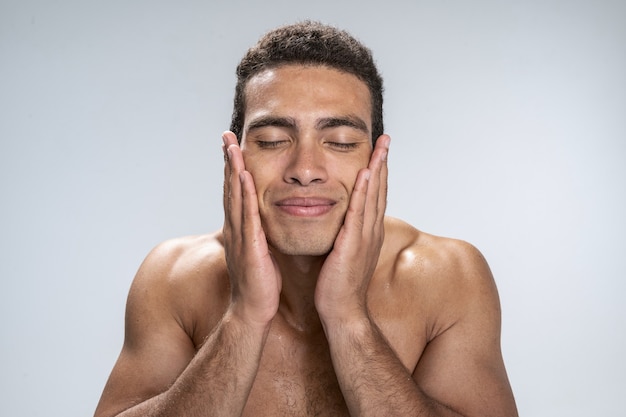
1, 1, 624, 416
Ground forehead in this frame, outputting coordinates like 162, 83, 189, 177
243, 65, 372, 127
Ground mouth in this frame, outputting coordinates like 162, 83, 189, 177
274, 197, 337, 217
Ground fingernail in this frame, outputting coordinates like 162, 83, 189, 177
381, 150, 388, 162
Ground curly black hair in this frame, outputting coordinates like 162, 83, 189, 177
230, 21, 384, 144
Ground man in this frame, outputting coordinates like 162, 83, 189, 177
95, 21, 518, 417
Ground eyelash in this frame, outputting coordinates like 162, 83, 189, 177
255, 141, 359, 151
327, 142, 359, 150
256, 141, 287, 149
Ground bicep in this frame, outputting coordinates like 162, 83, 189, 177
412, 247, 517, 417
95, 272, 196, 417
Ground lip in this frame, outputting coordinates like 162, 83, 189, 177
275, 197, 336, 217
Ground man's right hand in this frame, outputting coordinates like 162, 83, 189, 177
222, 131, 281, 328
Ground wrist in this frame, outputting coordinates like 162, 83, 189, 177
318, 307, 373, 337
226, 301, 275, 333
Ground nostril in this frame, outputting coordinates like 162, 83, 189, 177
283, 145, 328, 185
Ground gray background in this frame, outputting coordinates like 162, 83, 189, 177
1, 1, 625, 416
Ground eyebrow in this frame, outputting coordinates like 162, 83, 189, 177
315, 115, 369, 134
246, 116, 297, 132
246, 115, 369, 135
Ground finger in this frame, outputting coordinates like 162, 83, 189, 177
222, 135, 231, 225
363, 134, 390, 229
341, 167, 370, 241
375, 135, 390, 226
223, 131, 244, 235
222, 140, 231, 220
239, 170, 266, 249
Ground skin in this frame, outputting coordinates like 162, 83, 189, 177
94, 65, 518, 417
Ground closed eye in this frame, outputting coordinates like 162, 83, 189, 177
256, 140, 289, 149
326, 142, 360, 151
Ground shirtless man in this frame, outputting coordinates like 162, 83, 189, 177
94, 21, 518, 417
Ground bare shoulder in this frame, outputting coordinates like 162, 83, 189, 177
129, 231, 230, 345
376, 218, 517, 416
95, 232, 230, 417
381, 216, 493, 282
377, 217, 500, 339
132, 232, 227, 296
139, 232, 225, 273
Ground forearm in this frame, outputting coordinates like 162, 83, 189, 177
115, 311, 269, 417
324, 318, 462, 417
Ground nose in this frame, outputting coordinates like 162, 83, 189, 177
283, 142, 328, 186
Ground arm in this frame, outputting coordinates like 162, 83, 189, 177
94, 132, 281, 417
315, 135, 517, 416
321, 243, 518, 417
94, 262, 270, 417
410, 242, 518, 416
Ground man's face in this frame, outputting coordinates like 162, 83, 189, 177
240, 64, 373, 256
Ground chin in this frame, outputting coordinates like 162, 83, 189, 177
262, 214, 345, 257
267, 232, 335, 257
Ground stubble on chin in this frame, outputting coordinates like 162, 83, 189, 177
263, 218, 343, 257
266, 231, 336, 257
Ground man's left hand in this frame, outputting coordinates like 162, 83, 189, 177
315, 134, 390, 325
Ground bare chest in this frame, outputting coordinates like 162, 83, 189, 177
242, 330, 350, 417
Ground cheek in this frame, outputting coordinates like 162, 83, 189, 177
241, 152, 263, 178
332, 163, 366, 195
243, 156, 275, 198
333, 152, 370, 180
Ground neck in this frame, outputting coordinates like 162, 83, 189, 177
272, 251, 327, 332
